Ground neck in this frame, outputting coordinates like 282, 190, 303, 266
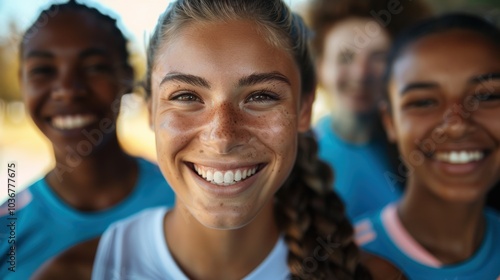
46, 133, 138, 211
165, 201, 280, 280
399, 181, 486, 264
331, 109, 378, 144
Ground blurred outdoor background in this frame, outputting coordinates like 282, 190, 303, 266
1, 0, 500, 203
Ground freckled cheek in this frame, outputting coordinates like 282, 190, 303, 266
254, 112, 298, 158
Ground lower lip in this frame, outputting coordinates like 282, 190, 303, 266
190, 166, 262, 198
49, 120, 100, 137
432, 158, 485, 175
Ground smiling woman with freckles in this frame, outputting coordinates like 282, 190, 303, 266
91, 0, 372, 279
355, 13, 500, 279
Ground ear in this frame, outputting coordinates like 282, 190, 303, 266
380, 101, 396, 143
298, 90, 316, 133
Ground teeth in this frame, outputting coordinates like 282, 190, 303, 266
52, 114, 97, 130
214, 171, 224, 184
435, 150, 484, 164
193, 164, 259, 186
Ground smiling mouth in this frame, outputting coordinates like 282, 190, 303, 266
191, 163, 263, 186
51, 114, 98, 130
433, 150, 488, 164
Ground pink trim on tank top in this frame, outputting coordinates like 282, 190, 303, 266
382, 204, 443, 268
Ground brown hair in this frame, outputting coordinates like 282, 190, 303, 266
145, 0, 370, 278
306, 0, 432, 59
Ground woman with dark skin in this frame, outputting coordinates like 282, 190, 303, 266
356, 14, 500, 279
0, 2, 175, 279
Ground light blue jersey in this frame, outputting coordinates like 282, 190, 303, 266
355, 204, 500, 280
0, 158, 175, 280
314, 116, 401, 220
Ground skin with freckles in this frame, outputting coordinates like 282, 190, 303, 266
382, 29, 500, 264
149, 20, 310, 229
147, 19, 313, 279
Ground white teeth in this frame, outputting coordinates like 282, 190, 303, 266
435, 150, 484, 164
213, 171, 224, 184
52, 114, 97, 130
224, 171, 234, 184
193, 164, 259, 186
235, 170, 242, 182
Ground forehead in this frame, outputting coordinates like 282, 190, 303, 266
22, 10, 119, 57
324, 17, 390, 54
153, 20, 300, 87
392, 30, 500, 83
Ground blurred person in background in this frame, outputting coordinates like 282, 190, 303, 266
307, 0, 432, 220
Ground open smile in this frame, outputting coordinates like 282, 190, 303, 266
49, 114, 98, 130
433, 150, 489, 164
189, 163, 265, 186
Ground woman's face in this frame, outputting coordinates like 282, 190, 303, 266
385, 30, 500, 203
318, 17, 390, 116
20, 10, 131, 153
149, 20, 312, 229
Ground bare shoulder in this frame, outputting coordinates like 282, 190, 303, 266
31, 237, 100, 280
360, 251, 407, 280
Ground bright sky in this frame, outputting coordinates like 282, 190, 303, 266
0, 0, 310, 53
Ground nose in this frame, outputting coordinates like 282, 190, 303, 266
351, 56, 371, 83
200, 102, 248, 154
51, 66, 86, 101
438, 104, 475, 140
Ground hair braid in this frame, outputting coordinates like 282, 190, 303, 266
275, 132, 371, 279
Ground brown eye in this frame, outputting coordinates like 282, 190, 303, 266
405, 99, 437, 109
171, 92, 203, 103
29, 66, 56, 78
474, 92, 500, 102
246, 91, 280, 103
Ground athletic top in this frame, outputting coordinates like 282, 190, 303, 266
92, 207, 290, 280
355, 204, 500, 280
0, 158, 176, 280
314, 116, 401, 220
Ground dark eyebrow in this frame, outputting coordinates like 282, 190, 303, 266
400, 82, 438, 96
238, 72, 291, 87
25, 50, 53, 59
160, 72, 211, 89
470, 73, 500, 84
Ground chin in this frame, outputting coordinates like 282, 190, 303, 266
434, 185, 488, 204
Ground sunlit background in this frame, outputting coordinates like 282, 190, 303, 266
1, 0, 499, 203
